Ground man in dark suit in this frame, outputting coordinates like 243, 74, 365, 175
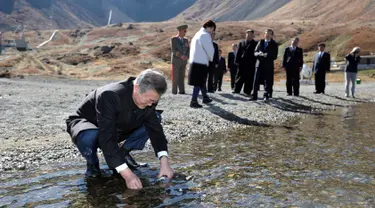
227, 43, 238, 90
312, 43, 331, 94
207, 31, 219, 93
233, 29, 258, 96
170, 25, 189, 95
251, 29, 278, 101
66, 69, 173, 189
214, 49, 227, 91
282, 37, 304, 96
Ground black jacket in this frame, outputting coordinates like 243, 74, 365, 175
227, 51, 237, 69
312, 52, 331, 73
255, 39, 278, 71
282, 46, 304, 71
66, 78, 168, 169
345, 53, 361, 73
209, 42, 219, 70
235, 39, 258, 67
217, 56, 226, 74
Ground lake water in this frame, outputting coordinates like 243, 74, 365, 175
1, 103, 375, 207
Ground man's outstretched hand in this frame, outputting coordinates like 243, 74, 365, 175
120, 168, 143, 189
158, 156, 174, 179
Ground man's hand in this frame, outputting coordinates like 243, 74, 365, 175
120, 168, 143, 189
181, 55, 188, 61
215, 64, 219, 68
158, 156, 174, 179
175, 52, 181, 57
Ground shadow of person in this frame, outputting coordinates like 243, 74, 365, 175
218, 93, 250, 102
298, 95, 345, 107
266, 98, 323, 115
205, 104, 269, 126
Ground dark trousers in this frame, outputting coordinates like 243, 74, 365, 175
207, 67, 215, 92
192, 72, 209, 101
214, 71, 224, 91
314, 71, 326, 93
253, 68, 273, 98
229, 67, 238, 89
286, 69, 300, 95
234, 65, 255, 95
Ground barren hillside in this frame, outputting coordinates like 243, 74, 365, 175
173, 0, 291, 21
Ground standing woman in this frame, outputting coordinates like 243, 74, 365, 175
345, 47, 361, 98
188, 20, 216, 108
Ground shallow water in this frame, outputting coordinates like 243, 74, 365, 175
1, 103, 375, 207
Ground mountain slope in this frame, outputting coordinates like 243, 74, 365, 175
172, 0, 291, 21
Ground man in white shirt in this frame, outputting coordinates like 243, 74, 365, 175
187, 20, 216, 108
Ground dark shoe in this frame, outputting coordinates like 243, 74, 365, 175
172, 92, 177, 95
124, 153, 140, 170
244, 93, 251, 97
250, 96, 257, 101
313, 91, 319, 94
86, 163, 101, 178
294, 94, 299, 97
218, 89, 222, 91
178, 92, 185, 94
190, 101, 203, 108
263, 96, 269, 101
269, 94, 272, 98
232, 91, 239, 94
207, 90, 215, 93
287, 93, 292, 96
202, 97, 213, 104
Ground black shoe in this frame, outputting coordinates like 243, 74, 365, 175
178, 92, 185, 94
86, 163, 101, 178
294, 94, 299, 96
244, 93, 251, 97
313, 91, 319, 94
202, 97, 213, 104
263, 96, 269, 101
218, 89, 222, 91
124, 153, 140, 170
250, 96, 257, 101
269, 94, 272, 98
207, 90, 215, 93
232, 91, 239, 94
190, 101, 203, 108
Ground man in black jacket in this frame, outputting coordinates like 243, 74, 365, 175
207, 32, 219, 93
214, 49, 226, 91
66, 69, 173, 190
233, 29, 258, 96
282, 37, 304, 96
227, 43, 238, 90
312, 43, 331, 94
251, 29, 278, 101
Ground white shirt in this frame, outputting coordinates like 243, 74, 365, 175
189, 28, 214, 66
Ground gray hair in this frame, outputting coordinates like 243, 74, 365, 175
134, 69, 167, 95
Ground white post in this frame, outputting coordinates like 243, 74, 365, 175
107, 10, 112, 26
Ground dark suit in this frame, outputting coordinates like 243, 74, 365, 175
234, 39, 258, 95
253, 39, 278, 99
214, 56, 226, 91
282, 46, 303, 95
227, 51, 237, 89
207, 42, 219, 92
312, 52, 330, 93
65, 78, 168, 169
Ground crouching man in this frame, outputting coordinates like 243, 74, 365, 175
65, 69, 173, 189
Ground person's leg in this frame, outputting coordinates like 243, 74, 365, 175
172, 64, 178, 94
321, 72, 326, 94
230, 68, 237, 89
190, 86, 202, 108
75, 129, 100, 177
178, 64, 186, 94
293, 73, 300, 96
286, 70, 293, 95
345, 72, 350, 96
251, 68, 260, 100
218, 73, 223, 91
234, 67, 244, 93
246, 68, 255, 95
351, 72, 357, 97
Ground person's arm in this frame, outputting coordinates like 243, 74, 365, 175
186, 39, 190, 59
269, 41, 278, 61
201, 33, 215, 62
299, 49, 304, 72
96, 91, 142, 189
326, 53, 331, 72
282, 48, 288, 68
143, 109, 173, 178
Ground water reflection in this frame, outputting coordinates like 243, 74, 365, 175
1, 103, 375, 207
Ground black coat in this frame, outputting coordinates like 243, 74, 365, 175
255, 39, 278, 72
345, 53, 361, 73
312, 52, 331, 74
217, 56, 226, 74
227, 52, 237, 69
235, 39, 258, 67
65, 78, 168, 169
209, 42, 219, 71
282, 46, 304, 72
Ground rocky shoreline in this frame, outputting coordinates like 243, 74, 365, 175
1, 76, 374, 174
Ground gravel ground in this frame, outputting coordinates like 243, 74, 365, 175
1, 76, 374, 173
